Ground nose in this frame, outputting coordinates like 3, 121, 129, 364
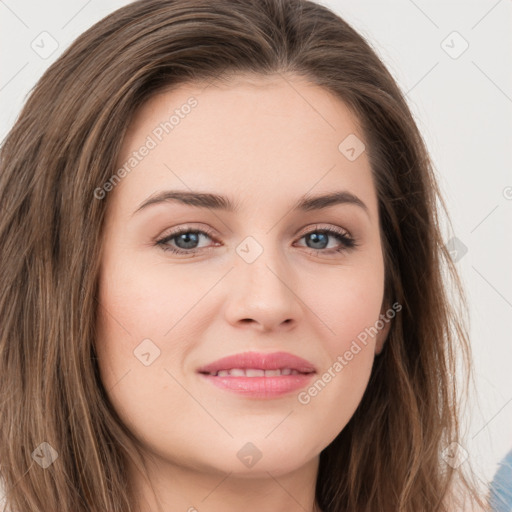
222, 240, 303, 333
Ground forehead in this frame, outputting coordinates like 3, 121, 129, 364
123, 73, 365, 146
111, 73, 376, 217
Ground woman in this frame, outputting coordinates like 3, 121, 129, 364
0, 0, 489, 510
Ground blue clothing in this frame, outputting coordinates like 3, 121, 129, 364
490, 448, 512, 512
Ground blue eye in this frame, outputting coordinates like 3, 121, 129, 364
156, 227, 218, 256
156, 225, 357, 256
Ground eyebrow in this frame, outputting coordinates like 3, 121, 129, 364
132, 189, 369, 217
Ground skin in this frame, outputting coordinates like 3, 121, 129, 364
95, 73, 391, 512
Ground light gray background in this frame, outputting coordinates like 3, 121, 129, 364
1, 0, 511, 492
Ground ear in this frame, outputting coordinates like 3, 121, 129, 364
375, 304, 392, 355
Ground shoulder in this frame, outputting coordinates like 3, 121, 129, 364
489, 448, 512, 511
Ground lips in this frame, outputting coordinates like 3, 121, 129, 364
197, 351, 316, 399
197, 351, 316, 376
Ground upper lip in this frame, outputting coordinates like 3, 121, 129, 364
197, 351, 317, 374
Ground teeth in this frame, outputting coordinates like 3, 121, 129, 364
245, 369, 265, 377
228, 368, 246, 377
209, 368, 302, 377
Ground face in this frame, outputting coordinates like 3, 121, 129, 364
95, 73, 391, 480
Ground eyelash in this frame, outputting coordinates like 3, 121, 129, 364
155, 224, 358, 257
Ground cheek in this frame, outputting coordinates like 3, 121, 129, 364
293, 264, 384, 428
94, 259, 175, 390
96, 254, 199, 348
93, 264, 196, 444
94, 252, 215, 418
306, 264, 385, 356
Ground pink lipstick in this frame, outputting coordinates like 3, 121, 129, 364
197, 351, 316, 399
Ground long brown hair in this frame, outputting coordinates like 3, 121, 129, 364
0, 0, 489, 510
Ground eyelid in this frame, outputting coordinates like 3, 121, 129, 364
296, 223, 352, 239
155, 223, 217, 242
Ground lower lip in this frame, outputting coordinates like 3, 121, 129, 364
199, 373, 315, 399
